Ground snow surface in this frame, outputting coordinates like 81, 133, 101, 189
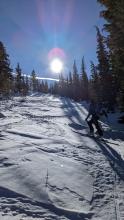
0, 94, 124, 220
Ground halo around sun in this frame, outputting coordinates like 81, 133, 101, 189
50, 58, 63, 73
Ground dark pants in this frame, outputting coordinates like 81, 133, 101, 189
87, 117, 103, 136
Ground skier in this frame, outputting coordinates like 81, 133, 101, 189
85, 100, 108, 137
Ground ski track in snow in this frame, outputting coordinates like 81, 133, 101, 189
0, 95, 124, 220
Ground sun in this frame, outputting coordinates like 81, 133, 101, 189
50, 58, 63, 73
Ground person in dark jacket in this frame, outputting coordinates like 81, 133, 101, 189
85, 100, 107, 136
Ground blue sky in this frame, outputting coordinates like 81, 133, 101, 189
0, 0, 104, 78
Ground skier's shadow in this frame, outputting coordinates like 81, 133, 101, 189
76, 131, 124, 181
96, 139, 124, 180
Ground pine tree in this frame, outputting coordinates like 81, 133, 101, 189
96, 26, 113, 103
21, 75, 29, 96
65, 76, 69, 97
52, 81, 59, 95
80, 57, 89, 101
97, 0, 124, 109
90, 61, 98, 83
15, 63, 22, 94
41, 80, 45, 93
0, 41, 12, 96
72, 60, 80, 100
30, 69, 37, 92
68, 71, 73, 98
90, 61, 99, 101
96, 27, 109, 76
44, 81, 48, 93
58, 73, 66, 96
49, 83, 53, 94
39, 80, 43, 93
21, 74, 25, 96
25, 75, 29, 95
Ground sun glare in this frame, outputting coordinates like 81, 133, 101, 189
50, 58, 63, 73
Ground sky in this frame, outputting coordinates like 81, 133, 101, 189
0, 0, 104, 79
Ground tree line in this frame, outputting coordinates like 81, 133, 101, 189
0, 41, 49, 97
0, 0, 124, 110
51, 0, 124, 110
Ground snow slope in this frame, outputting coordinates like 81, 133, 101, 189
0, 94, 124, 220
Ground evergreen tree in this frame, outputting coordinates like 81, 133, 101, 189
21, 75, 29, 96
80, 57, 89, 100
72, 60, 80, 100
44, 81, 48, 93
41, 80, 45, 92
96, 26, 112, 103
90, 61, 98, 83
90, 61, 99, 101
58, 73, 66, 96
96, 26, 109, 76
52, 81, 59, 95
65, 76, 69, 97
0, 41, 12, 96
15, 63, 22, 94
25, 75, 29, 95
36, 78, 40, 92
30, 69, 37, 92
21, 74, 25, 96
49, 83, 52, 94
68, 71, 73, 98
97, 0, 124, 109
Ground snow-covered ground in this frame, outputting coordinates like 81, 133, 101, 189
0, 94, 124, 220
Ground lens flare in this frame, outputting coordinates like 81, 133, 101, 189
48, 47, 66, 60
50, 58, 63, 73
